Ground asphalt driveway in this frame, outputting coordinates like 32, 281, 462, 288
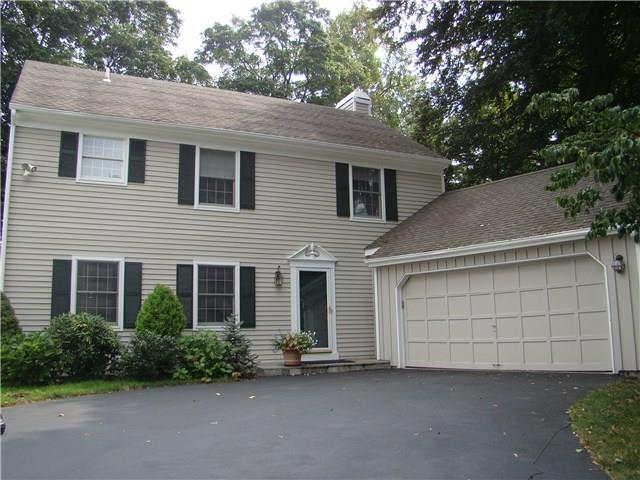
2, 369, 612, 479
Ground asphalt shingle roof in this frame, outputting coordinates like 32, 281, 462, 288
11, 61, 440, 157
367, 166, 619, 260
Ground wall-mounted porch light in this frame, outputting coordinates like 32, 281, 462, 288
274, 265, 283, 287
611, 254, 625, 274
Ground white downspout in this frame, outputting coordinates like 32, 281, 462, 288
0, 109, 17, 291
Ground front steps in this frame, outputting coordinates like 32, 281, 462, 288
257, 359, 391, 377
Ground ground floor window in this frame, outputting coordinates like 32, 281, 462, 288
75, 260, 119, 323
197, 264, 236, 326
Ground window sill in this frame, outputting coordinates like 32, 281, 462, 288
350, 216, 386, 224
194, 204, 239, 213
194, 325, 225, 331
76, 178, 127, 187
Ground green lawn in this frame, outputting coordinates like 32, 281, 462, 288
569, 377, 640, 480
1, 379, 190, 407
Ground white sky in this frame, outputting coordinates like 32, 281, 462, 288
168, 0, 374, 58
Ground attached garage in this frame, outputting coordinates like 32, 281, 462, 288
366, 167, 640, 373
402, 256, 612, 371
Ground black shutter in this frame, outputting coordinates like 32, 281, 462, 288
128, 139, 146, 183
58, 132, 78, 177
335, 162, 350, 217
51, 259, 72, 317
384, 169, 398, 221
178, 144, 196, 205
240, 151, 255, 209
176, 264, 193, 328
123, 262, 142, 328
239, 266, 256, 328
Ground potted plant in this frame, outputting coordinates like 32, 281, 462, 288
273, 331, 317, 367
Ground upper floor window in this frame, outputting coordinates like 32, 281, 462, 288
197, 148, 237, 209
79, 135, 127, 183
351, 166, 382, 220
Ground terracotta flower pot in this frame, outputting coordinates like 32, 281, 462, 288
282, 349, 302, 367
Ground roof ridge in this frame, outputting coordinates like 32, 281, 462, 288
443, 163, 566, 195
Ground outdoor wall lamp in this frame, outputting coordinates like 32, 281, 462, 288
274, 265, 283, 287
611, 254, 625, 274
21, 163, 37, 176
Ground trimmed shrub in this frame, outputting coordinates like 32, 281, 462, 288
1, 332, 65, 385
1, 292, 22, 340
174, 332, 232, 382
136, 284, 185, 337
223, 317, 258, 378
117, 331, 182, 380
47, 313, 121, 379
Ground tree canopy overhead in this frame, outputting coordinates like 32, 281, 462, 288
376, 1, 640, 188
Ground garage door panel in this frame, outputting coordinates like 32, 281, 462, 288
472, 318, 496, 339
579, 312, 609, 336
495, 291, 519, 314
498, 342, 523, 365
427, 319, 448, 339
403, 255, 612, 371
550, 313, 578, 337
578, 284, 606, 311
524, 341, 551, 364
496, 316, 521, 338
519, 263, 546, 288
522, 315, 549, 338
549, 286, 577, 311
494, 266, 518, 289
448, 295, 470, 317
450, 319, 471, 339
426, 297, 447, 318
470, 269, 492, 292
521, 289, 546, 313
405, 298, 426, 320
470, 294, 493, 316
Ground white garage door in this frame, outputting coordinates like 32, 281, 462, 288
403, 255, 612, 371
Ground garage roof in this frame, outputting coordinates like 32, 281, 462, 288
367, 166, 620, 260
11, 61, 441, 158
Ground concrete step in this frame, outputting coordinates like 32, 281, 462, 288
258, 359, 391, 377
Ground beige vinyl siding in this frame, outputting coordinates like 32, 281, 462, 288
4, 126, 441, 362
375, 237, 640, 371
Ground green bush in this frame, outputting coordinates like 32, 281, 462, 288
1, 332, 65, 385
47, 313, 121, 379
1, 292, 22, 340
174, 332, 232, 382
117, 331, 182, 380
136, 284, 185, 337
223, 317, 258, 378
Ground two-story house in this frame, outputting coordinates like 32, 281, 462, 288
1, 61, 448, 364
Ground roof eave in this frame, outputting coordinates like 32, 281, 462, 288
11, 103, 451, 174
365, 228, 594, 267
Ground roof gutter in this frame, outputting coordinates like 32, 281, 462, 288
365, 228, 592, 268
10, 103, 451, 173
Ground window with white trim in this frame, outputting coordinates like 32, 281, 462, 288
79, 135, 127, 182
75, 260, 119, 323
352, 166, 382, 219
197, 265, 235, 326
198, 148, 236, 207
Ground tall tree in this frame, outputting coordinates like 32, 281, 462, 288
377, 1, 640, 188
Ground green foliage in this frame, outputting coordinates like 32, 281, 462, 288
569, 378, 640, 479
1, 332, 65, 386
273, 331, 317, 354
528, 89, 640, 241
174, 332, 232, 382
1, 292, 22, 340
376, 1, 640, 188
47, 313, 121, 379
222, 317, 258, 378
117, 331, 182, 380
136, 284, 186, 337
